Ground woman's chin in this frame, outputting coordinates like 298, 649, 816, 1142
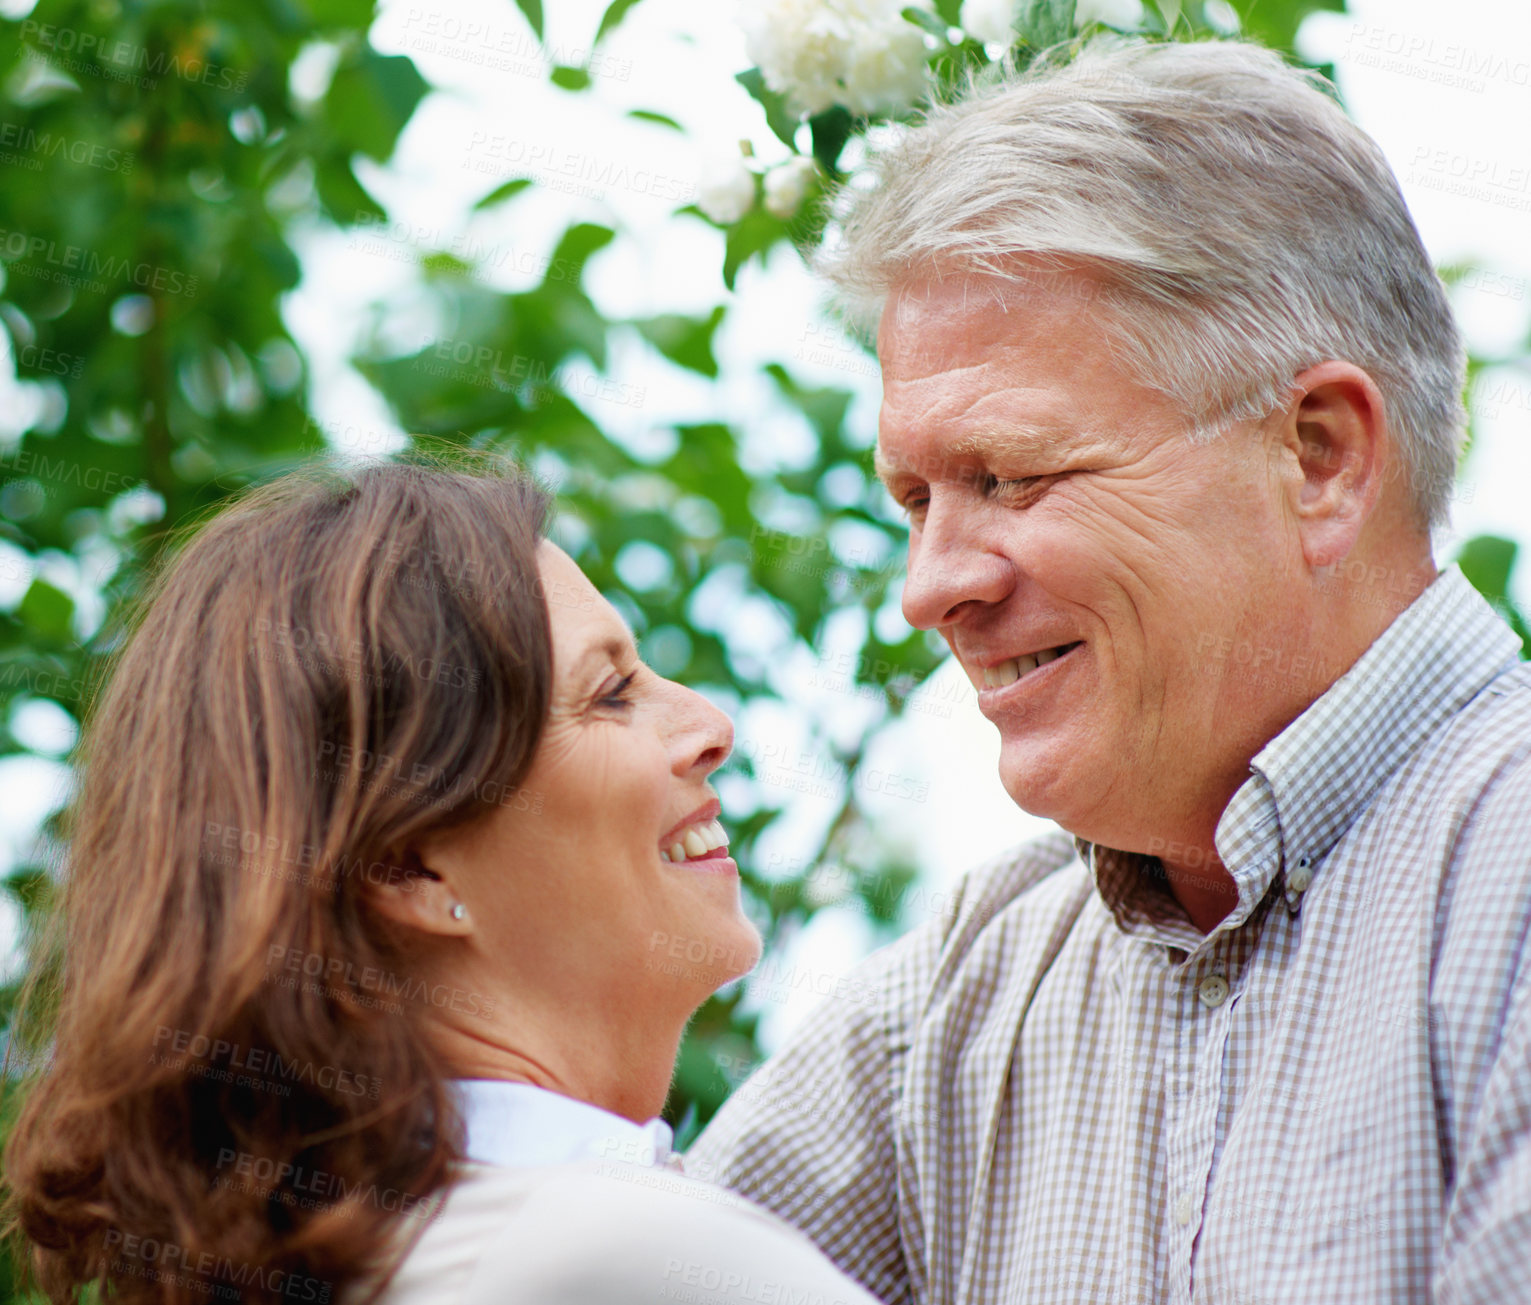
645, 915, 762, 998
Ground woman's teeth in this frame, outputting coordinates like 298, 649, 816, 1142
980, 644, 1076, 688
659, 818, 729, 863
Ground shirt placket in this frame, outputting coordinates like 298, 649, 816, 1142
1162, 941, 1239, 1303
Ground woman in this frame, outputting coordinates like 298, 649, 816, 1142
4, 458, 877, 1305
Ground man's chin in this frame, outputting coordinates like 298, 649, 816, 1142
996, 740, 1096, 828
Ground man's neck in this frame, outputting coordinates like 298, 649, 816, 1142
1161, 855, 1240, 934
1158, 552, 1439, 936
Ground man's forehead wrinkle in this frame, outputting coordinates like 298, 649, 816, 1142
877, 370, 1077, 489
891, 354, 1000, 389
957, 274, 1017, 321
876, 377, 992, 482
883, 311, 1084, 386
889, 264, 1103, 331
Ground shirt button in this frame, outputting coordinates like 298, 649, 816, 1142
1174, 1192, 1196, 1226
1198, 975, 1230, 1008
1288, 857, 1314, 894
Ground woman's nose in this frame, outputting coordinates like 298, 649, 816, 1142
670, 683, 733, 776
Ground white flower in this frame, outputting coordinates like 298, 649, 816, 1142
962, 0, 1016, 46
839, 9, 929, 115
763, 156, 819, 219
742, 0, 932, 118
741, 0, 853, 116
1074, 0, 1144, 28
696, 149, 758, 225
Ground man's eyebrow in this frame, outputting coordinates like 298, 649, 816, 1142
947, 427, 1066, 460
874, 425, 1069, 488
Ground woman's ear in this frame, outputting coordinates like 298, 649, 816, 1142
365, 846, 474, 937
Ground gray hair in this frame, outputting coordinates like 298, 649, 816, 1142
822, 38, 1465, 529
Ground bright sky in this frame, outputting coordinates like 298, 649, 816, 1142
2, 0, 1528, 1031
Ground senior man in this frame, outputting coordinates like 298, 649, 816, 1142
689, 37, 1530, 1305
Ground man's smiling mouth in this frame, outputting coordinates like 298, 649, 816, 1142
975, 642, 1084, 689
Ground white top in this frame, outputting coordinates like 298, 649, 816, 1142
452, 1078, 677, 1168
367, 1080, 880, 1305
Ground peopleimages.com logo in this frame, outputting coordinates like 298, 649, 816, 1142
19, 20, 249, 90
0, 229, 198, 297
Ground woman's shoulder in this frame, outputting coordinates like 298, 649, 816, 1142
375, 1159, 880, 1305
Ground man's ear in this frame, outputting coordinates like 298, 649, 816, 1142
1275, 361, 1391, 570
365, 845, 474, 938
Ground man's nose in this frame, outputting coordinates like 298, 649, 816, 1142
900, 500, 1012, 631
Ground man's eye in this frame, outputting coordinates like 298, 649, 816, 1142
989, 474, 1051, 504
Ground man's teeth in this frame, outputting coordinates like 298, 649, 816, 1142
980, 645, 1072, 688
659, 818, 729, 863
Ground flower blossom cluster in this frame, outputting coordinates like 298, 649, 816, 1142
963, 0, 1146, 44
741, 0, 931, 117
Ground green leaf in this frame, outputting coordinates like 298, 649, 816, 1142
299, 0, 376, 27
934, 0, 965, 24
473, 178, 535, 211
1457, 534, 1516, 604
628, 109, 683, 131
809, 106, 855, 176
721, 208, 789, 291
1457, 535, 1516, 602
634, 307, 726, 379
903, 6, 951, 38
420, 252, 476, 278
765, 364, 856, 449
1017, 0, 1076, 46
596, 0, 645, 45
515, 0, 545, 40
546, 224, 617, 285
17, 580, 74, 645
1233, 0, 1346, 55
931, 33, 993, 91
323, 49, 430, 162
315, 159, 387, 223
1456, 534, 1530, 652
736, 68, 801, 151
551, 65, 592, 91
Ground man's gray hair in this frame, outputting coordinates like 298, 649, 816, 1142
823, 39, 1465, 528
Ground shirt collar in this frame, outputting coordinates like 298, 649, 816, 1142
1082, 564, 1523, 938
452, 1079, 676, 1169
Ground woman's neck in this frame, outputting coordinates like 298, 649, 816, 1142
434, 1006, 686, 1124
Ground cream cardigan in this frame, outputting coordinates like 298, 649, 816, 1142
366, 1081, 879, 1303
372, 1156, 881, 1304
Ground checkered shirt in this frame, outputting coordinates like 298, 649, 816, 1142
688, 564, 1531, 1305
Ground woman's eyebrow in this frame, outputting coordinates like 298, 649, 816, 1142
571, 632, 635, 683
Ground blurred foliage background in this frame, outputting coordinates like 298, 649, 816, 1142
0, 0, 1526, 1296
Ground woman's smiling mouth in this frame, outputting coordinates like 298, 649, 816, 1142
659, 817, 730, 863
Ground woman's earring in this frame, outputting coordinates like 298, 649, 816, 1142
450, 903, 465, 921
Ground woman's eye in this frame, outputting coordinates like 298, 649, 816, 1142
598, 672, 637, 709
